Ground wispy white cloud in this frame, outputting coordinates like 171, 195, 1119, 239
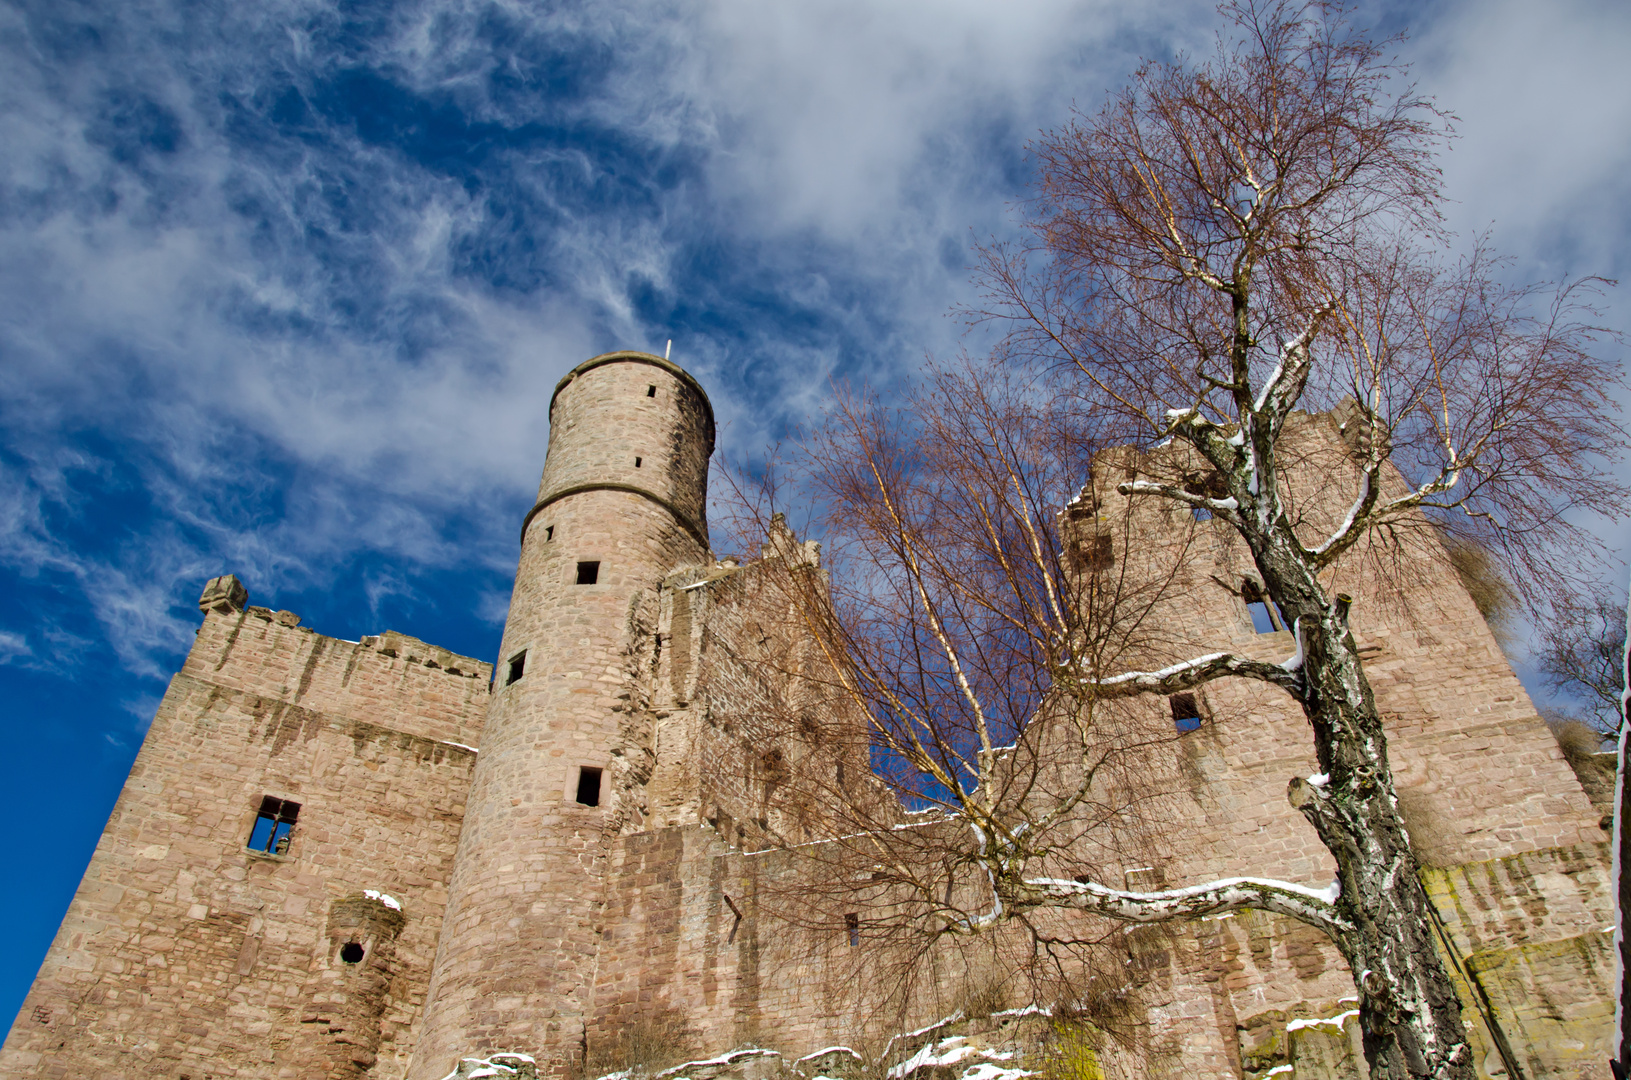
0, 631, 29, 664
1411, 0, 1631, 278
0, 0, 1624, 687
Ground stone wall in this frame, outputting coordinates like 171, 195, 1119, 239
578, 410, 1613, 1080
408, 353, 717, 1079
1068, 413, 1603, 891
0, 584, 489, 1080
6, 371, 1617, 1080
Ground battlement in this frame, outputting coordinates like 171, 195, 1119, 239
183, 575, 491, 749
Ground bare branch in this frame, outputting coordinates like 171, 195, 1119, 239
1072, 649, 1306, 700
1005, 874, 1351, 937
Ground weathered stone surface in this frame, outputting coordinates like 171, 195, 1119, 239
0, 597, 488, 1080
2, 360, 1614, 1080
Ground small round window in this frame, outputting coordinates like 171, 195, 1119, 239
339, 942, 365, 965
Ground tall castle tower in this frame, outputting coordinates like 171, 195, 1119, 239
408, 351, 715, 1078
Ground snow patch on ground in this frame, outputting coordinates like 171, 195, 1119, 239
656, 1049, 781, 1078
441, 1055, 540, 1080
1285, 1009, 1359, 1032
957, 1063, 1035, 1080
887, 1037, 1033, 1080
797, 1047, 863, 1063
881, 1010, 964, 1059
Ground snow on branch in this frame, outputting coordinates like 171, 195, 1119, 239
1071, 650, 1305, 699
1308, 468, 1375, 562
1010, 874, 1350, 936
1251, 302, 1333, 419
1118, 479, 1239, 517
1305, 458, 1462, 568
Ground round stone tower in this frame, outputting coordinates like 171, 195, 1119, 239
409, 351, 714, 1078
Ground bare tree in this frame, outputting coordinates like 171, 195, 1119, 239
725, 4, 1627, 1079
715, 366, 1218, 1041
1539, 586, 1629, 736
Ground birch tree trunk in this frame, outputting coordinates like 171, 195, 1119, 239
1264, 542, 1473, 1078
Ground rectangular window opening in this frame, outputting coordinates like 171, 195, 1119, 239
1170, 693, 1202, 734
577, 561, 600, 586
506, 650, 527, 686
1124, 866, 1167, 891
545, 525, 554, 542
844, 912, 860, 947
1072, 534, 1113, 572
634, 457, 642, 468
1241, 581, 1283, 633
576, 766, 603, 807
647, 385, 657, 397
247, 796, 301, 854
1246, 600, 1279, 633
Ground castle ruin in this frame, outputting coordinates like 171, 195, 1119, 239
1, 351, 1615, 1080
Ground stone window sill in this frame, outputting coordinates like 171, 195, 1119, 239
245, 848, 291, 863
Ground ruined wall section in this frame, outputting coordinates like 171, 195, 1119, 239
1070, 410, 1602, 893
589, 521, 993, 1070
589, 824, 944, 1069
1061, 411, 1611, 1078
184, 603, 491, 749
601, 513, 876, 851
586, 403, 1614, 1080
688, 544, 872, 850
1, 585, 490, 1080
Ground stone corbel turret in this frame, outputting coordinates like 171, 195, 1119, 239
198, 574, 248, 614
298, 891, 409, 1077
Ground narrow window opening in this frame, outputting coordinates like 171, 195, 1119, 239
577, 561, 600, 585
1170, 693, 1202, 734
545, 525, 554, 542
1241, 581, 1283, 633
634, 457, 642, 468
1071, 534, 1113, 572
506, 650, 527, 686
647, 385, 657, 397
339, 941, 365, 965
844, 912, 860, 947
576, 766, 603, 807
247, 796, 300, 854
1124, 866, 1167, 891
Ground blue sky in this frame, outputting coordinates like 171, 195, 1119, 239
2, 0, 1628, 1032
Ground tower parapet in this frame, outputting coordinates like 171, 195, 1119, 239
526, 351, 714, 549
409, 351, 715, 1078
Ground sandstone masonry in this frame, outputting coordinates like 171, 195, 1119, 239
1, 352, 1614, 1080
